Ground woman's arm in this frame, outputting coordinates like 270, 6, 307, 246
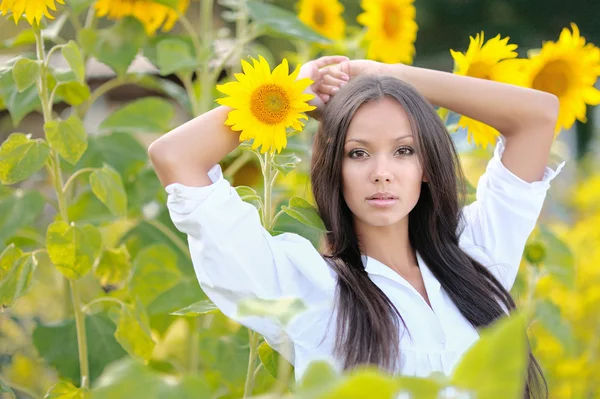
332, 60, 560, 183
382, 63, 560, 183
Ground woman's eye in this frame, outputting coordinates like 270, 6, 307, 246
395, 146, 414, 155
349, 149, 368, 158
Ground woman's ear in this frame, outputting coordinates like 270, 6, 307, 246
422, 173, 429, 183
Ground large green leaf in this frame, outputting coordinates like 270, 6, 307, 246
91, 358, 213, 399
114, 300, 155, 362
295, 360, 340, 398
146, 280, 205, 316
318, 368, 402, 399
12, 57, 41, 92
0, 29, 36, 49
156, 37, 198, 76
128, 74, 191, 115
0, 189, 45, 245
89, 165, 128, 217
129, 244, 181, 306
0, 60, 41, 125
0, 245, 38, 308
76, 132, 147, 182
281, 196, 326, 231
258, 341, 279, 379
62, 40, 85, 83
32, 313, 127, 385
44, 380, 89, 399
94, 245, 131, 292
99, 97, 175, 134
44, 114, 88, 165
80, 18, 146, 76
273, 153, 301, 177
451, 312, 528, 398
246, 1, 331, 44
55, 81, 91, 106
46, 221, 103, 280
0, 133, 50, 185
535, 299, 576, 355
237, 297, 307, 326
538, 226, 575, 288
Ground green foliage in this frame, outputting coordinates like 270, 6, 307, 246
44, 380, 89, 399
114, 300, 156, 362
44, 115, 88, 165
99, 97, 175, 134
281, 197, 327, 231
0, 133, 50, 184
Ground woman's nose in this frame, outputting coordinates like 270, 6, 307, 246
372, 157, 393, 183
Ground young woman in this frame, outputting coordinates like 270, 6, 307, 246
149, 56, 564, 398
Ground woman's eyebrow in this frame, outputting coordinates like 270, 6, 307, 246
345, 134, 413, 146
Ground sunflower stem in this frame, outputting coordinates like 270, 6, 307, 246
34, 26, 90, 391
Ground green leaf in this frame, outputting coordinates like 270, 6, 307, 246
324, 368, 403, 399
0, 248, 38, 309
282, 197, 326, 231
89, 165, 128, 217
258, 341, 279, 379
75, 132, 147, 182
129, 244, 181, 306
246, 1, 331, 44
170, 299, 218, 317
156, 38, 198, 75
12, 57, 41, 92
451, 312, 528, 399
237, 297, 307, 326
0, 243, 22, 281
128, 74, 191, 115
62, 41, 85, 82
1, 29, 36, 49
44, 115, 88, 165
535, 299, 576, 355
114, 300, 155, 362
0, 133, 50, 185
86, 17, 147, 76
99, 97, 175, 134
0, 380, 14, 395
297, 360, 340, 396
55, 81, 91, 106
147, 280, 205, 316
0, 189, 45, 245
395, 376, 445, 399
235, 185, 263, 210
44, 380, 89, 399
273, 153, 301, 177
0, 61, 41, 125
91, 358, 213, 398
46, 221, 103, 280
32, 313, 127, 385
94, 245, 131, 292
538, 226, 575, 288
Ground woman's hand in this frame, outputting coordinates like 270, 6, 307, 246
328, 59, 385, 80
297, 55, 350, 120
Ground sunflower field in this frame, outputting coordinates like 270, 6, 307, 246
0, 0, 599, 398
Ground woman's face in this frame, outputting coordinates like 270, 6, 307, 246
341, 97, 425, 229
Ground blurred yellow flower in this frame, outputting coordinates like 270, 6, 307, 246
0, 0, 64, 25
450, 32, 518, 148
357, 0, 418, 64
94, 0, 189, 35
216, 56, 316, 154
496, 23, 600, 134
297, 0, 345, 41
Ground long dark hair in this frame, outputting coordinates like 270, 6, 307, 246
309, 75, 547, 398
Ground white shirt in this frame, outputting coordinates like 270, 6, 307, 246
165, 138, 564, 382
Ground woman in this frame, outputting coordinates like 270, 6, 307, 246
148, 56, 564, 397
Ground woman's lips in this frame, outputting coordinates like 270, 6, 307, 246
367, 198, 398, 208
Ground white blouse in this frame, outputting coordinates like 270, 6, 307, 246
165, 138, 564, 382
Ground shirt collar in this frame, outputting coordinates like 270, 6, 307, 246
362, 252, 441, 293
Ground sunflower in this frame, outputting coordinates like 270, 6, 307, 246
356, 0, 418, 64
495, 23, 600, 134
0, 0, 64, 25
94, 0, 189, 36
297, 0, 345, 41
216, 56, 315, 154
450, 32, 518, 148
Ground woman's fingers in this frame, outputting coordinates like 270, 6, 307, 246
322, 74, 347, 88
319, 84, 341, 96
313, 55, 349, 69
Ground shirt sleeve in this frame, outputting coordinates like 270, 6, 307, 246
164, 164, 336, 360
459, 137, 566, 290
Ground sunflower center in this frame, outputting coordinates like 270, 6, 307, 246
250, 84, 290, 125
313, 6, 327, 27
532, 60, 571, 97
383, 6, 401, 38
